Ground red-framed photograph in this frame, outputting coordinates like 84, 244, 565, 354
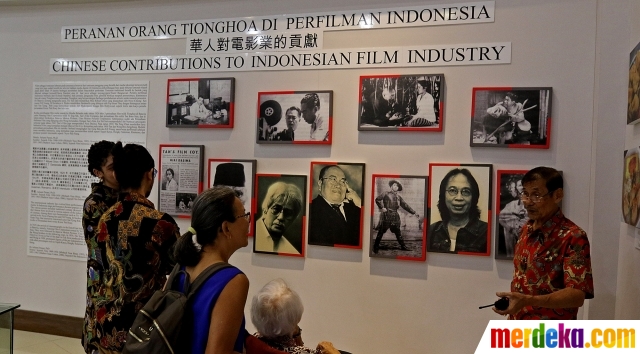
427, 163, 492, 256
253, 174, 307, 257
166, 77, 234, 128
495, 170, 528, 260
208, 159, 256, 236
358, 74, 444, 131
470, 87, 552, 148
370, 174, 427, 261
257, 91, 332, 144
308, 161, 365, 248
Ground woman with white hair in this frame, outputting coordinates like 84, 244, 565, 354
251, 279, 341, 354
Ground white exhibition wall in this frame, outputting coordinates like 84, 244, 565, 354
0, 0, 635, 353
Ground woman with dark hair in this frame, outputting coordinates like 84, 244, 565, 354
173, 186, 250, 354
84, 142, 180, 354
164, 168, 178, 191
427, 168, 488, 253
405, 79, 437, 127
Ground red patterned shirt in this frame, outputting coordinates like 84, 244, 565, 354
510, 209, 594, 320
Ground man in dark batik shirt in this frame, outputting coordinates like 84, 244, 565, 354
372, 180, 419, 253
82, 140, 119, 354
494, 167, 594, 320
83, 142, 180, 353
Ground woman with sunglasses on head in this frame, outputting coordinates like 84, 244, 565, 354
173, 186, 251, 354
427, 168, 488, 254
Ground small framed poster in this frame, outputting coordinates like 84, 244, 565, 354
308, 161, 365, 248
208, 159, 257, 236
158, 145, 204, 218
470, 87, 552, 148
358, 74, 444, 131
166, 77, 234, 128
257, 91, 332, 144
253, 174, 307, 257
427, 163, 492, 256
370, 174, 427, 261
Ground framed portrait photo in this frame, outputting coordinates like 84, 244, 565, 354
495, 170, 528, 260
166, 77, 235, 128
622, 148, 640, 227
427, 163, 492, 256
158, 145, 204, 218
253, 174, 307, 257
470, 87, 552, 148
256, 91, 332, 144
628, 41, 640, 124
208, 159, 256, 236
308, 161, 365, 248
358, 74, 444, 131
370, 174, 427, 261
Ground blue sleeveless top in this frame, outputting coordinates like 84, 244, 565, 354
178, 265, 246, 354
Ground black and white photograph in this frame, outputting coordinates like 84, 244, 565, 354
166, 77, 234, 128
370, 175, 427, 261
470, 87, 552, 148
257, 91, 332, 144
253, 174, 307, 257
175, 192, 197, 212
358, 74, 444, 131
628, 41, 640, 124
308, 162, 365, 248
161, 166, 179, 191
495, 170, 528, 260
427, 163, 492, 256
208, 159, 256, 236
158, 145, 204, 218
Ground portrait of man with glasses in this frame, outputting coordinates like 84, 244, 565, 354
427, 164, 492, 255
254, 175, 307, 255
308, 162, 365, 247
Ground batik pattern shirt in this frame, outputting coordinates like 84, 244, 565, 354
82, 182, 118, 353
83, 192, 180, 352
510, 209, 594, 320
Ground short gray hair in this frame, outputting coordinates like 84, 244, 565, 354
260, 182, 303, 218
251, 278, 303, 338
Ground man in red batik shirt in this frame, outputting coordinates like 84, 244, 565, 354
494, 166, 594, 320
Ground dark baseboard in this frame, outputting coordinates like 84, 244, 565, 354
14, 309, 82, 339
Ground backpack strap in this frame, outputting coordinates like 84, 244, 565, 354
165, 263, 189, 292
185, 262, 234, 296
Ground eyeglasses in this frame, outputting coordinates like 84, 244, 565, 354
152, 168, 158, 178
269, 205, 296, 219
235, 212, 250, 221
519, 191, 552, 203
322, 176, 347, 185
446, 187, 472, 197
